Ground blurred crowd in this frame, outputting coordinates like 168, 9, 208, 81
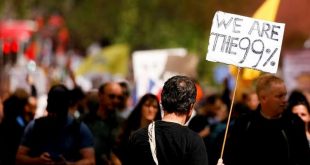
0, 70, 309, 165
0, 14, 310, 165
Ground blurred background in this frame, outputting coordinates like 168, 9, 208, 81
0, 0, 310, 102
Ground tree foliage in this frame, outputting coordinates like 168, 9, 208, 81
0, 0, 263, 83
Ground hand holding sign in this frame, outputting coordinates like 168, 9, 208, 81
206, 11, 285, 73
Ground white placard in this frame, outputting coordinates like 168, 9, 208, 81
206, 11, 285, 73
132, 48, 187, 99
283, 50, 310, 92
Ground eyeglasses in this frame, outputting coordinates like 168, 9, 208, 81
107, 94, 123, 100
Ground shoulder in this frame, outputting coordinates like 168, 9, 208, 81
22, 119, 36, 135
32, 116, 53, 131
184, 126, 205, 144
34, 116, 49, 123
79, 121, 93, 136
68, 117, 92, 135
234, 110, 257, 124
129, 127, 148, 142
68, 118, 94, 148
28, 117, 48, 132
188, 115, 209, 132
127, 127, 149, 152
27, 119, 36, 129
289, 113, 304, 125
283, 113, 305, 128
157, 121, 203, 142
63, 117, 91, 138
80, 112, 99, 124
228, 110, 258, 135
19, 119, 37, 146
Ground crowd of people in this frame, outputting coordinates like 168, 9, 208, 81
0, 73, 309, 165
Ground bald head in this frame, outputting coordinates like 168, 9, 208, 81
98, 82, 123, 112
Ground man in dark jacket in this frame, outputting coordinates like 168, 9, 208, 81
224, 74, 310, 165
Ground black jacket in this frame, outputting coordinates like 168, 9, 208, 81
224, 109, 310, 165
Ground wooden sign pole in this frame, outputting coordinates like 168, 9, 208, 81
220, 67, 241, 159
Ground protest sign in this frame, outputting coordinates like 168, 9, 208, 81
206, 11, 286, 162
283, 49, 310, 92
132, 48, 187, 99
75, 44, 129, 77
206, 11, 285, 73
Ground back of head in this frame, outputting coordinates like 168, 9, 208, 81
3, 88, 29, 119
256, 74, 284, 98
161, 75, 196, 115
70, 86, 85, 107
46, 84, 70, 117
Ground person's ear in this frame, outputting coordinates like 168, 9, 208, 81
259, 94, 267, 103
186, 103, 195, 120
189, 103, 194, 114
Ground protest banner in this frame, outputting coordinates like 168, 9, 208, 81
75, 44, 129, 77
206, 11, 285, 162
164, 55, 198, 79
132, 48, 187, 101
283, 49, 310, 93
206, 11, 285, 73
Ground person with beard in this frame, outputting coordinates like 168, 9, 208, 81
16, 84, 95, 165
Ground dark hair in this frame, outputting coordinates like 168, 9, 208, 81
98, 83, 109, 95
3, 88, 29, 119
46, 84, 70, 116
117, 93, 161, 147
126, 93, 161, 129
119, 81, 130, 98
287, 90, 310, 114
161, 75, 196, 114
206, 94, 222, 105
70, 86, 85, 106
118, 81, 130, 110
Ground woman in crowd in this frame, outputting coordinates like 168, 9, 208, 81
287, 90, 310, 148
112, 93, 161, 165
